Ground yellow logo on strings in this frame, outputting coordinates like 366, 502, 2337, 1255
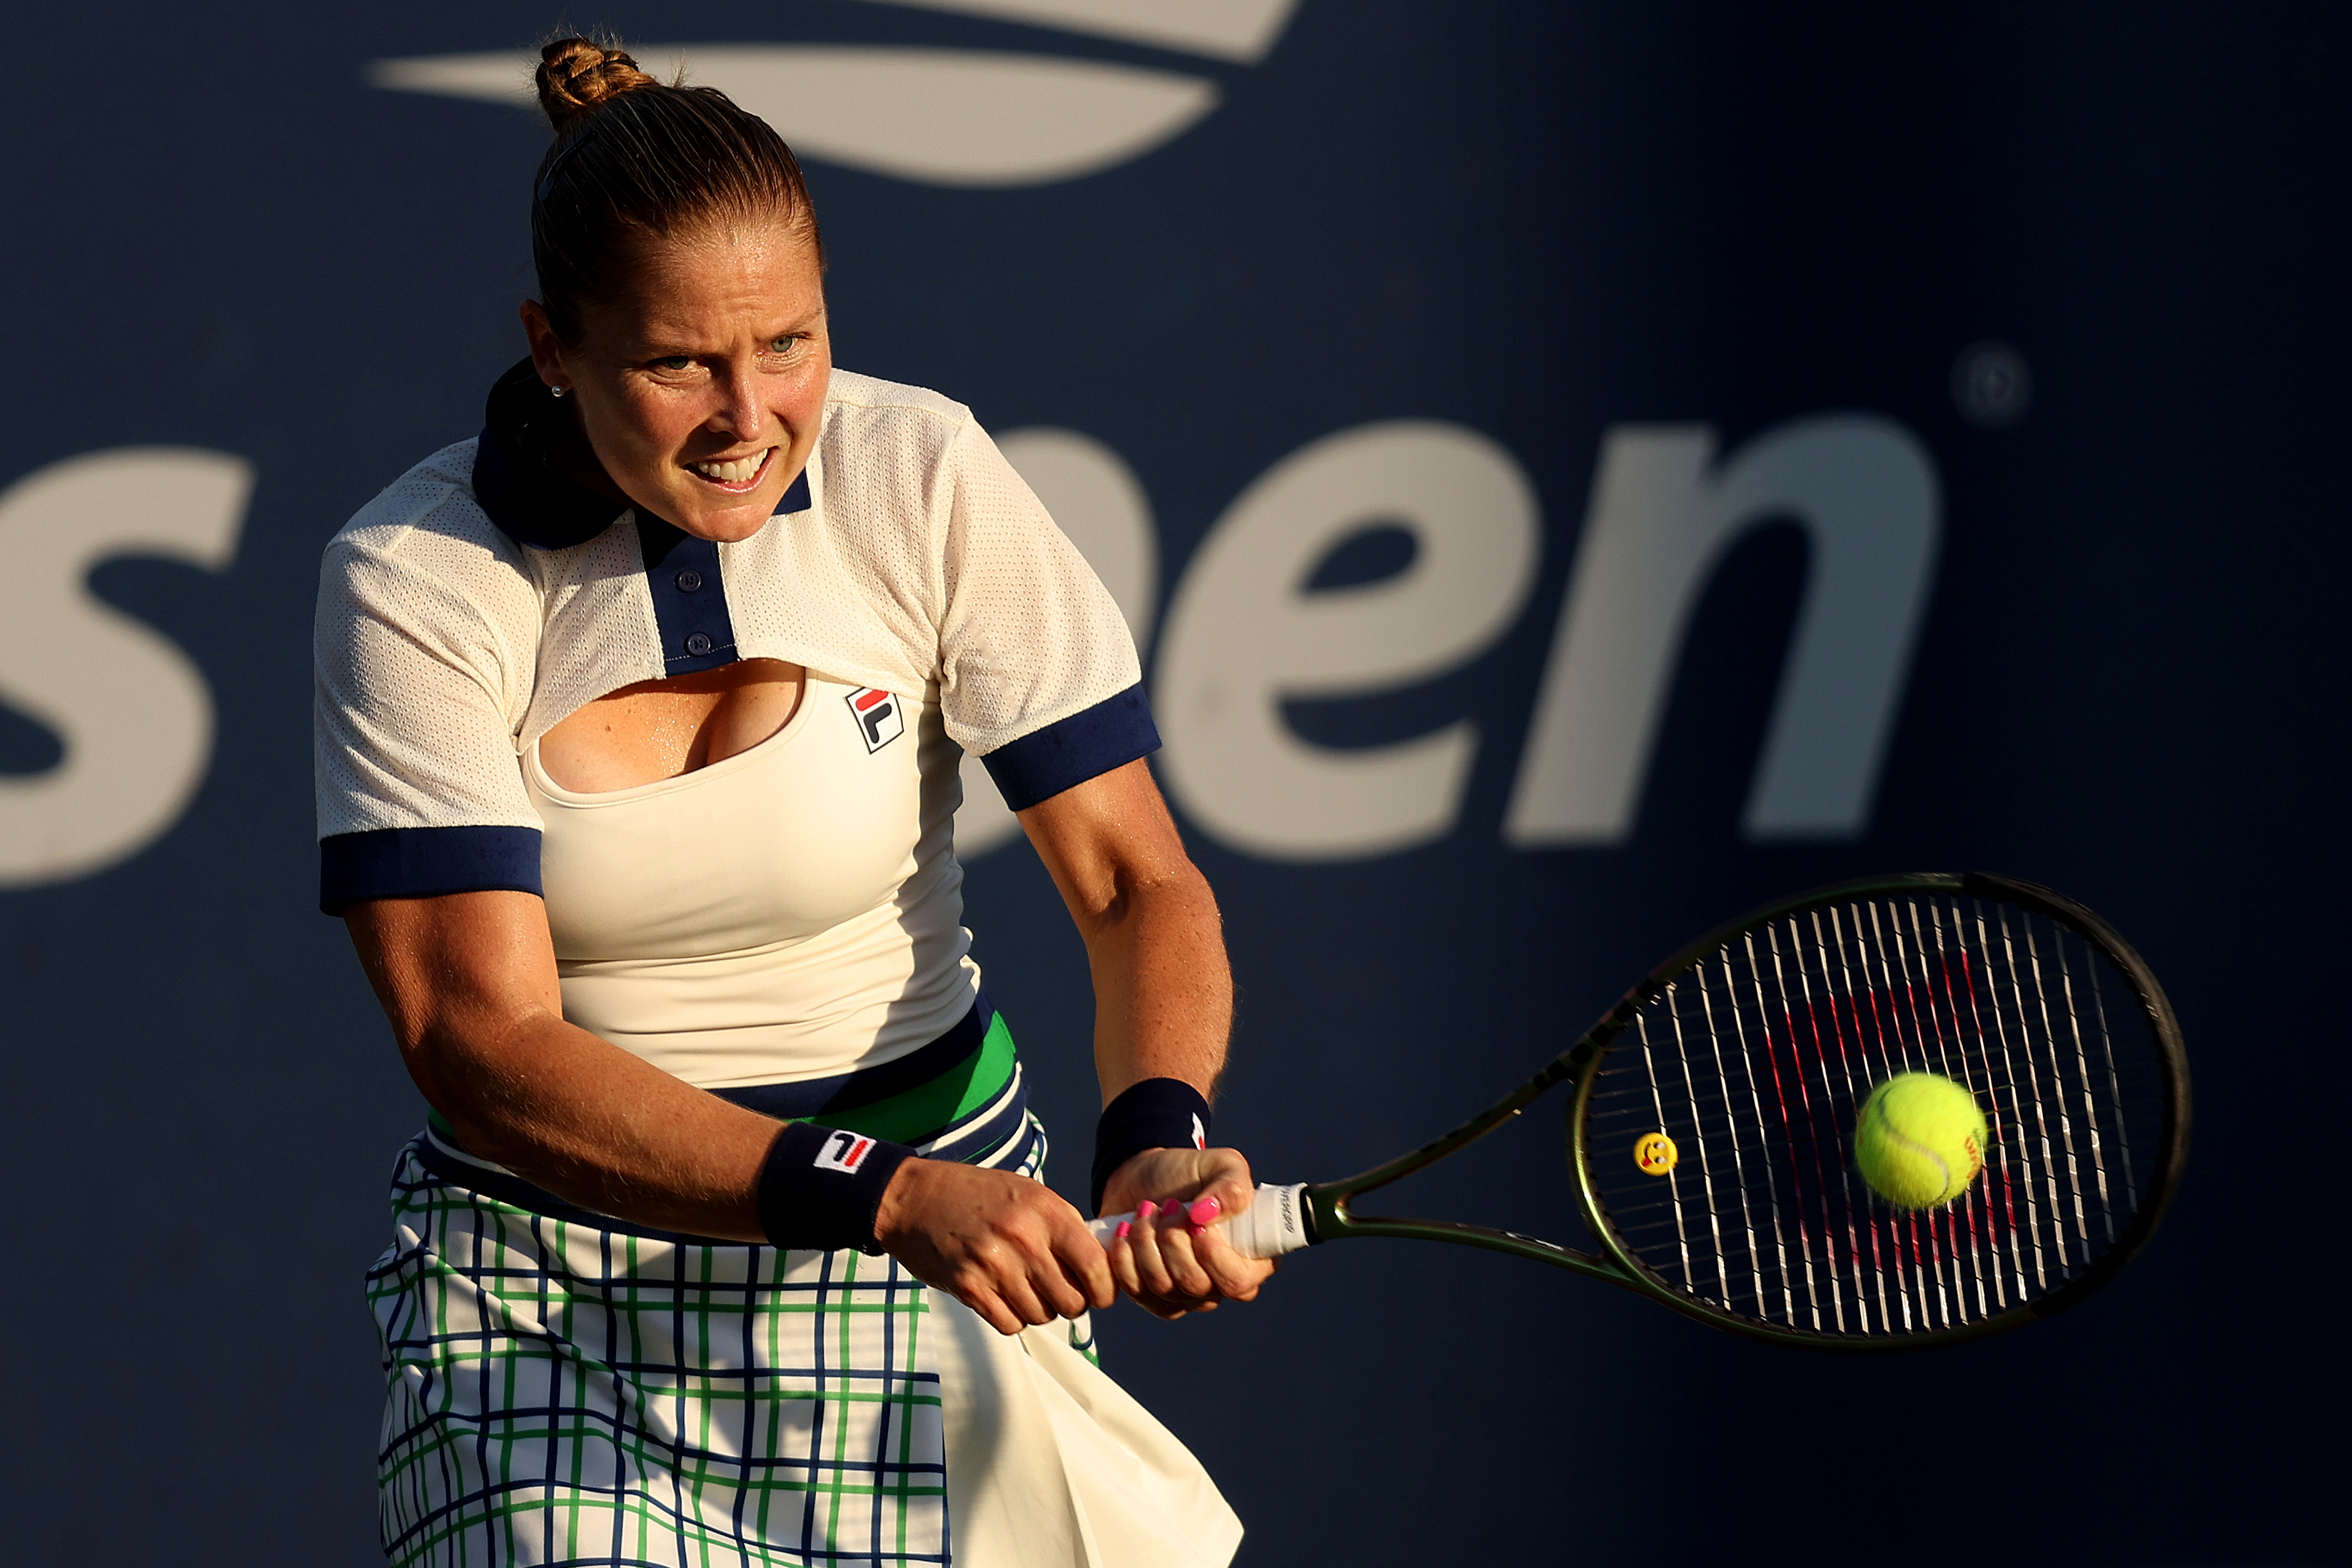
1634, 1131, 1679, 1176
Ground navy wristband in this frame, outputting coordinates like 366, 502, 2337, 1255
757, 1122, 918, 1254
1091, 1078, 1212, 1215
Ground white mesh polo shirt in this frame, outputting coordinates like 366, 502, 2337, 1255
313, 360, 1156, 1081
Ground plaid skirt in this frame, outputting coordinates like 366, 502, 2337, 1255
366, 1117, 1240, 1568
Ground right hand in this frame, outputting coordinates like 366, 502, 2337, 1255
1098, 1146, 1276, 1320
873, 1157, 1115, 1336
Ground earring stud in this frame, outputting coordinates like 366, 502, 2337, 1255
550, 385, 567, 398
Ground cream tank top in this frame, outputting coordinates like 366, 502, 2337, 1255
523, 673, 981, 1089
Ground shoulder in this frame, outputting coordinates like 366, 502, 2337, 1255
316, 439, 547, 664
823, 368, 975, 433
819, 369, 986, 475
321, 440, 535, 599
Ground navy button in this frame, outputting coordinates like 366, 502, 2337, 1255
684, 632, 715, 657
675, 569, 703, 592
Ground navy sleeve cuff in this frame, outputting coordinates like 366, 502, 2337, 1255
319, 826, 542, 915
981, 684, 1160, 813
757, 1123, 919, 1254
1091, 1078, 1212, 1215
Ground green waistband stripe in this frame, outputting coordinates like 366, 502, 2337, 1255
419, 1011, 1021, 1151
804, 1011, 1019, 1145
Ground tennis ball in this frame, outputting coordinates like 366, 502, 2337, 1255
1852, 1073, 1988, 1209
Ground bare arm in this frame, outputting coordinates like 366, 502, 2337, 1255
1016, 757, 1233, 1107
1018, 758, 1275, 1315
345, 891, 1111, 1332
347, 890, 779, 1240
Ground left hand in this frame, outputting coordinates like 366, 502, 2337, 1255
1099, 1146, 1278, 1319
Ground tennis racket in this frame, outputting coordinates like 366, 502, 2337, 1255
1090, 872, 2189, 1352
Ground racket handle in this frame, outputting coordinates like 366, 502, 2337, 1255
1086, 1182, 1313, 1260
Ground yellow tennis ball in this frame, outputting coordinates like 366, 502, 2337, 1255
1853, 1072, 1988, 1209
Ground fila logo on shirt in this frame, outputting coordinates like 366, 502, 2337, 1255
845, 687, 905, 752
1191, 1113, 1207, 1150
813, 1129, 877, 1173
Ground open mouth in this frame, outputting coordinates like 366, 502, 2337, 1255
687, 447, 775, 492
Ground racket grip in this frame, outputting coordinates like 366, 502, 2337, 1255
1086, 1182, 1313, 1260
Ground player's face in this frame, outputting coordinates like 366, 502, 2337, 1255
525, 220, 831, 543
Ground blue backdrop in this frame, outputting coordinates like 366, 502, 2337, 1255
1, 3, 2341, 1563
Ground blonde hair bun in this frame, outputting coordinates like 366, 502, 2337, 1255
535, 36, 661, 132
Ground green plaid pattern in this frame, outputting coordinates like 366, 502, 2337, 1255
368, 1121, 1049, 1567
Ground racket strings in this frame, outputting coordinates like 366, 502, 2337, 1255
1585, 894, 2162, 1339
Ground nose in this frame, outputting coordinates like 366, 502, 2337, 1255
711, 363, 765, 443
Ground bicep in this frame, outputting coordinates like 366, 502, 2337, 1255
1018, 759, 1204, 929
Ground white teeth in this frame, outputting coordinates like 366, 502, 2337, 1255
692, 451, 767, 483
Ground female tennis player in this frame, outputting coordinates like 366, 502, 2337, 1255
316, 36, 1268, 1567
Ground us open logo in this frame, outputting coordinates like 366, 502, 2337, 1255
846, 687, 905, 752
370, 1, 1301, 189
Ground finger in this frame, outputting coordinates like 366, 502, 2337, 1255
989, 1262, 1054, 1328
1051, 1215, 1116, 1312
1119, 1208, 1188, 1319
1031, 1232, 1092, 1321
1188, 1223, 1271, 1300
961, 1286, 1026, 1338
1038, 1269, 1090, 1322
1156, 1219, 1216, 1300
1104, 1221, 1146, 1298
1184, 1160, 1257, 1228
1128, 1200, 1177, 1300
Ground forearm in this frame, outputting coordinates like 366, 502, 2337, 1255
403, 983, 1114, 1330
1080, 866, 1233, 1105
1013, 764, 1271, 1310
1012, 759, 1236, 1107
1079, 872, 1272, 1315
415, 1007, 779, 1241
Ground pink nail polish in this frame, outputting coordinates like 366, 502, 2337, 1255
1188, 1195, 1221, 1225
1136, 1200, 1157, 1220
1114, 1221, 1131, 1240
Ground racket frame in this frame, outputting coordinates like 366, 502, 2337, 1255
1296, 871, 2190, 1351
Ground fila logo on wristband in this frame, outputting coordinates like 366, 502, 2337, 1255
813, 1130, 876, 1173
1191, 1113, 1207, 1150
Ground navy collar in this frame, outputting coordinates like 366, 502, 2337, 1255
470, 357, 813, 551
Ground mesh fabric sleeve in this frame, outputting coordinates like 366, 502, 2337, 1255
313, 470, 546, 913
932, 419, 1156, 810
